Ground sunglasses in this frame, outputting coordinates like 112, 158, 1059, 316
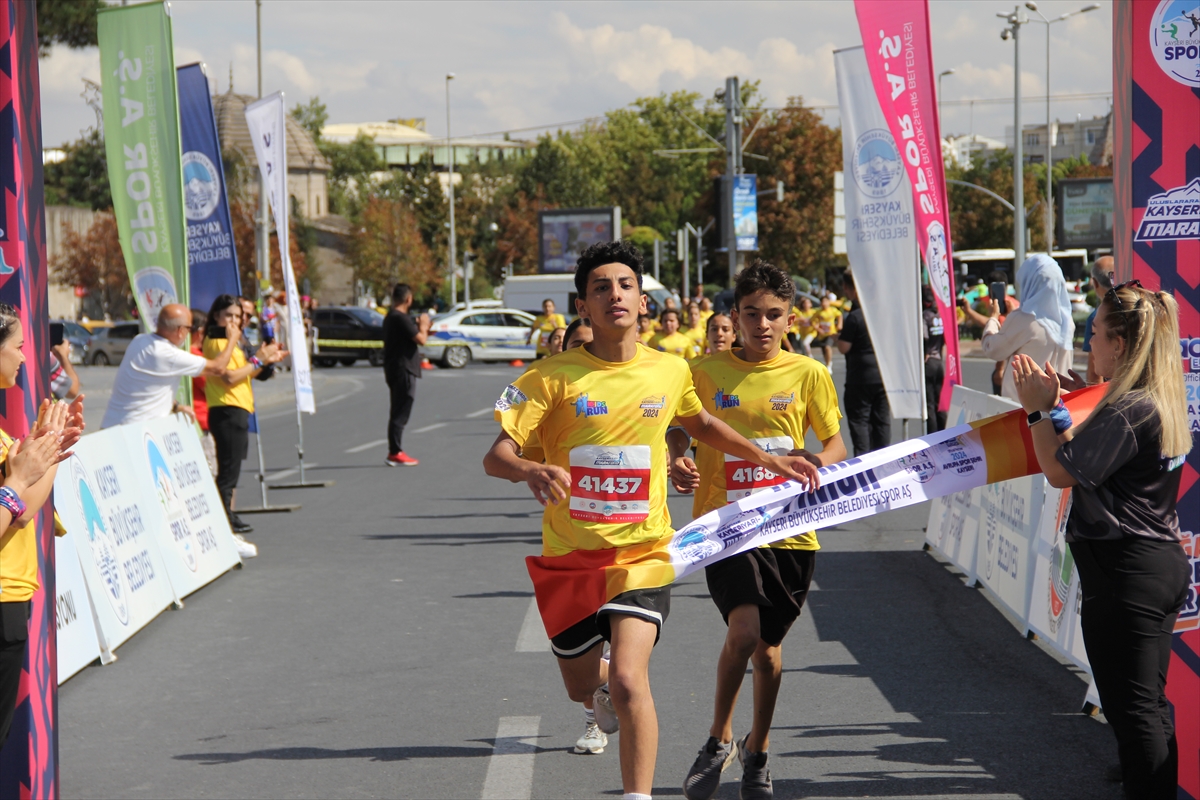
1106, 279, 1143, 312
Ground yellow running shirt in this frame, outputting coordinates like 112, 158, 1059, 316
689, 349, 841, 550
0, 429, 67, 601
792, 307, 816, 336
495, 344, 702, 556
532, 313, 567, 356
684, 324, 707, 354
813, 307, 841, 338
654, 331, 699, 360
203, 338, 255, 412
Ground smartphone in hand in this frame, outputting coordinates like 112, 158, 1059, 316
50, 322, 64, 347
989, 281, 1007, 313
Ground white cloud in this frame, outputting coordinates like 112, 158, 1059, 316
39, 44, 99, 93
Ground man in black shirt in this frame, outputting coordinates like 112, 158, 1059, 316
383, 283, 430, 466
921, 286, 947, 433
836, 274, 891, 455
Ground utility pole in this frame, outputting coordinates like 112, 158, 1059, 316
724, 76, 742, 284
256, 0, 268, 299
677, 229, 689, 303
652, 239, 661, 281
446, 73, 456, 309
1000, 7, 1029, 272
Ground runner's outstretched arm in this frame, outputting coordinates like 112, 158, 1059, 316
483, 430, 571, 506
676, 411, 820, 491
665, 427, 699, 493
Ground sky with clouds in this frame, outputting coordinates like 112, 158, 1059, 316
41, 0, 1114, 150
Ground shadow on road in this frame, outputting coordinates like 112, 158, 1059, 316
173, 744, 494, 765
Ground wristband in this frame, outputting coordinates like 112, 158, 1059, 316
1049, 400, 1073, 434
0, 486, 26, 519
249, 356, 263, 370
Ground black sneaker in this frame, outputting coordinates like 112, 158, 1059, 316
683, 736, 737, 800
230, 515, 253, 534
736, 733, 772, 800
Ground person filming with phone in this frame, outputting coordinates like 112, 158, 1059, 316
975, 254, 1074, 402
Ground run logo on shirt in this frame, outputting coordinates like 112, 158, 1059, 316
714, 389, 741, 409
575, 394, 609, 417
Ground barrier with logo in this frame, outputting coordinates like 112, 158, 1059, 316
133, 415, 241, 599
1026, 487, 1090, 671
54, 426, 179, 654
53, 533, 103, 682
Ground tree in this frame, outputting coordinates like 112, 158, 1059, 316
323, 132, 386, 216
346, 196, 439, 301
50, 211, 133, 318
946, 150, 1045, 252
36, 0, 105, 56
44, 128, 111, 209
229, 198, 315, 299
290, 97, 328, 143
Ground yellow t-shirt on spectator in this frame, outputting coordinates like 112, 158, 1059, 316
203, 338, 255, 412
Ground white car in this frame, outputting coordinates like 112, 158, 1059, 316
422, 307, 538, 368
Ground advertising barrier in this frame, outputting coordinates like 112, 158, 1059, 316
1026, 486, 1090, 671
54, 533, 103, 682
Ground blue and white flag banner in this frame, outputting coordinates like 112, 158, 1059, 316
177, 63, 241, 315
834, 46, 924, 421
243, 92, 315, 414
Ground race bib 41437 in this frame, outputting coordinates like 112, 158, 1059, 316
569, 445, 652, 523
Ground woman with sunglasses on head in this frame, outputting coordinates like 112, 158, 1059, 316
1012, 280, 1191, 798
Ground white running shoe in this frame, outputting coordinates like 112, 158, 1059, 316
592, 684, 619, 734
574, 721, 607, 754
233, 533, 258, 559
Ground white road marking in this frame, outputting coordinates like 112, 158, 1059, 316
481, 716, 540, 800
266, 463, 318, 481
412, 422, 448, 433
345, 438, 388, 454
516, 597, 550, 652
466, 407, 493, 418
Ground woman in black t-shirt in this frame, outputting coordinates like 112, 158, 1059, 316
1012, 282, 1192, 799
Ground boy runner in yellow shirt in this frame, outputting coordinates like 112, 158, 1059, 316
668, 262, 846, 800
532, 298, 567, 358
652, 309, 699, 360
637, 314, 656, 346
484, 242, 818, 800
811, 295, 842, 372
684, 303, 707, 355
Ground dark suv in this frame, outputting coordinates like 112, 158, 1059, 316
311, 306, 386, 367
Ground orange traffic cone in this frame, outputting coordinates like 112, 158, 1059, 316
509, 359, 525, 367
421, 358, 435, 370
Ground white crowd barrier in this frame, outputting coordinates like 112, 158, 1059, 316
925, 386, 1094, 704
51, 413, 242, 682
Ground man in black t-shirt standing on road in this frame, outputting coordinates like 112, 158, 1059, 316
921, 286, 947, 433
837, 274, 891, 455
383, 283, 430, 466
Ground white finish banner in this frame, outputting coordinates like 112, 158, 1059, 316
54, 532, 103, 683
834, 46, 924, 420
127, 414, 241, 598
53, 426, 177, 654
244, 92, 316, 414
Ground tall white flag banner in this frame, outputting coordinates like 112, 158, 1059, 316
244, 92, 316, 414
834, 46, 924, 421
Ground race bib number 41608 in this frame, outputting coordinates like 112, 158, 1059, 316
569, 445, 652, 523
725, 436, 793, 502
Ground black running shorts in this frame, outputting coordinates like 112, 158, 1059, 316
549, 586, 672, 659
705, 548, 815, 646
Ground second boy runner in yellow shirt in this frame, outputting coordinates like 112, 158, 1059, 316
668, 262, 846, 800
484, 243, 818, 800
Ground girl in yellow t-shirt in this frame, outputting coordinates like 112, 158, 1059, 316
531, 299, 567, 358
0, 302, 80, 747
790, 296, 817, 357
651, 309, 699, 360
203, 295, 287, 537
683, 303, 707, 354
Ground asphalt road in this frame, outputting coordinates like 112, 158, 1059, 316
59, 354, 1120, 800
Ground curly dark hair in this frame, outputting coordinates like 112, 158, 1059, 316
574, 240, 644, 298
0, 303, 18, 348
733, 260, 794, 309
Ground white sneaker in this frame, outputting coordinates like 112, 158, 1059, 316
233, 533, 258, 559
592, 684, 619, 734
574, 721, 607, 754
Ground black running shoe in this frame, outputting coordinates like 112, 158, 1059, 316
683, 736, 737, 800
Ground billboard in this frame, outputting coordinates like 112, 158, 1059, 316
733, 175, 758, 251
1056, 177, 1113, 249
538, 207, 621, 273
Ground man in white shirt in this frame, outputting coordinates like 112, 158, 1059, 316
101, 304, 238, 429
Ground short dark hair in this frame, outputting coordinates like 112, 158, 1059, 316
659, 308, 680, 324
563, 317, 590, 347
205, 293, 240, 333
987, 269, 1009, 285
574, 240, 644, 298
733, 260, 794, 309
392, 283, 413, 304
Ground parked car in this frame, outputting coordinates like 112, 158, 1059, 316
87, 321, 142, 366
51, 319, 92, 365
422, 307, 537, 368
311, 306, 385, 367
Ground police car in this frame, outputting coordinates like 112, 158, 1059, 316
421, 306, 538, 368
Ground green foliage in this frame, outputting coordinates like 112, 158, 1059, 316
624, 225, 662, 257
322, 132, 386, 216
44, 128, 111, 210
290, 97, 329, 144
945, 149, 1046, 252
37, 0, 105, 56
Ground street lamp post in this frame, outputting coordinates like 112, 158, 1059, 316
1025, 2, 1102, 254
999, 7, 1030, 272
446, 73, 456, 309
937, 68, 956, 133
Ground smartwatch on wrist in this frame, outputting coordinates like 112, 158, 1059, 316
1027, 409, 1053, 427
